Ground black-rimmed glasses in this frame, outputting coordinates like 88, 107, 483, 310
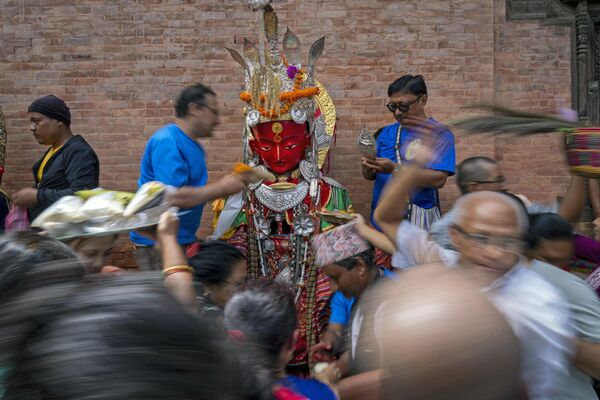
386, 94, 424, 113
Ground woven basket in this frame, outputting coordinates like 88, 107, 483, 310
565, 127, 600, 178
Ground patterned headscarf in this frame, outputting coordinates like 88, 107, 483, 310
312, 221, 371, 267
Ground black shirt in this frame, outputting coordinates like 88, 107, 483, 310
30, 135, 100, 220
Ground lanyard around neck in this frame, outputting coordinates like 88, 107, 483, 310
394, 123, 402, 166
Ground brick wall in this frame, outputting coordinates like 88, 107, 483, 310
0, 0, 573, 263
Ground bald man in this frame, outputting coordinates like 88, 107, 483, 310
374, 162, 575, 400
350, 264, 522, 400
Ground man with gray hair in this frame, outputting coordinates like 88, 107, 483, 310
374, 159, 574, 400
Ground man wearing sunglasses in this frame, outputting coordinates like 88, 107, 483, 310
374, 155, 574, 400
361, 75, 455, 233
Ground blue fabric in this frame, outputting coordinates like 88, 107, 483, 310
370, 119, 455, 226
278, 376, 337, 400
329, 290, 356, 325
130, 123, 208, 246
330, 269, 396, 327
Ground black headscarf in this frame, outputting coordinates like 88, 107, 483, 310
28, 95, 71, 126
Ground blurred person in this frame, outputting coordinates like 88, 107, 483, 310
526, 212, 600, 399
153, 211, 245, 318
188, 241, 247, 325
4, 275, 227, 400
0, 232, 86, 397
224, 280, 337, 400
130, 83, 251, 270
322, 215, 396, 349
374, 157, 575, 400
12, 95, 100, 221
361, 75, 455, 232
353, 264, 522, 400
310, 222, 394, 384
430, 155, 586, 249
66, 234, 119, 274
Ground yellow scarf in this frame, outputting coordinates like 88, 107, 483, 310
37, 146, 62, 182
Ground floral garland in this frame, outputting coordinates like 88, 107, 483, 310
240, 69, 320, 119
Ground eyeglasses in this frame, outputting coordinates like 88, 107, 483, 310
202, 104, 219, 117
451, 224, 524, 251
472, 176, 505, 185
386, 94, 424, 113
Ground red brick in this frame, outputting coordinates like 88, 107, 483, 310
0, 0, 575, 263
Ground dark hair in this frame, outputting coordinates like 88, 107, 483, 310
224, 280, 297, 400
6, 275, 226, 400
456, 157, 498, 194
174, 83, 216, 118
0, 231, 81, 300
189, 241, 245, 285
527, 213, 573, 250
335, 247, 375, 270
388, 75, 428, 97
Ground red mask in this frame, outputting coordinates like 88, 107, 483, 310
250, 120, 309, 175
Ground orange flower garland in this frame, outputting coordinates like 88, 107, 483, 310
239, 70, 320, 119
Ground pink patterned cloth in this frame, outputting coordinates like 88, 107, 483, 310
312, 221, 370, 267
585, 267, 600, 297
5, 207, 29, 232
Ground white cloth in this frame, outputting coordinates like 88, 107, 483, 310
210, 191, 244, 240
392, 220, 458, 268
393, 221, 575, 400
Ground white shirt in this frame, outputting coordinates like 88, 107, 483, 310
393, 221, 575, 400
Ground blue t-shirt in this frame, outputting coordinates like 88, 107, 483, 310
329, 268, 396, 326
130, 123, 208, 246
277, 376, 337, 400
370, 119, 455, 225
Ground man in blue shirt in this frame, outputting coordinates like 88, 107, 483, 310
131, 83, 248, 270
361, 75, 455, 231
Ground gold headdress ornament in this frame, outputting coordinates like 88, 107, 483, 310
227, 0, 336, 168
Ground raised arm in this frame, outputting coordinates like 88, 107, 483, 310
558, 174, 586, 223
354, 213, 396, 254
157, 211, 198, 311
373, 164, 422, 245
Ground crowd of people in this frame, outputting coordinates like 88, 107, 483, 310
1, 30, 600, 400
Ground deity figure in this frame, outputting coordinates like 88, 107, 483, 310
211, 3, 353, 368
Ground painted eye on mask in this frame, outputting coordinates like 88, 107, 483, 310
261, 144, 273, 151
283, 143, 298, 150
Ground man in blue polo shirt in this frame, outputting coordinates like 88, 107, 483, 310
361, 75, 455, 231
131, 83, 247, 270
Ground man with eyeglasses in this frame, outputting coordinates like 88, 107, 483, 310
374, 155, 575, 400
131, 83, 249, 270
429, 156, 587, 250
361, 75, 455, 232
